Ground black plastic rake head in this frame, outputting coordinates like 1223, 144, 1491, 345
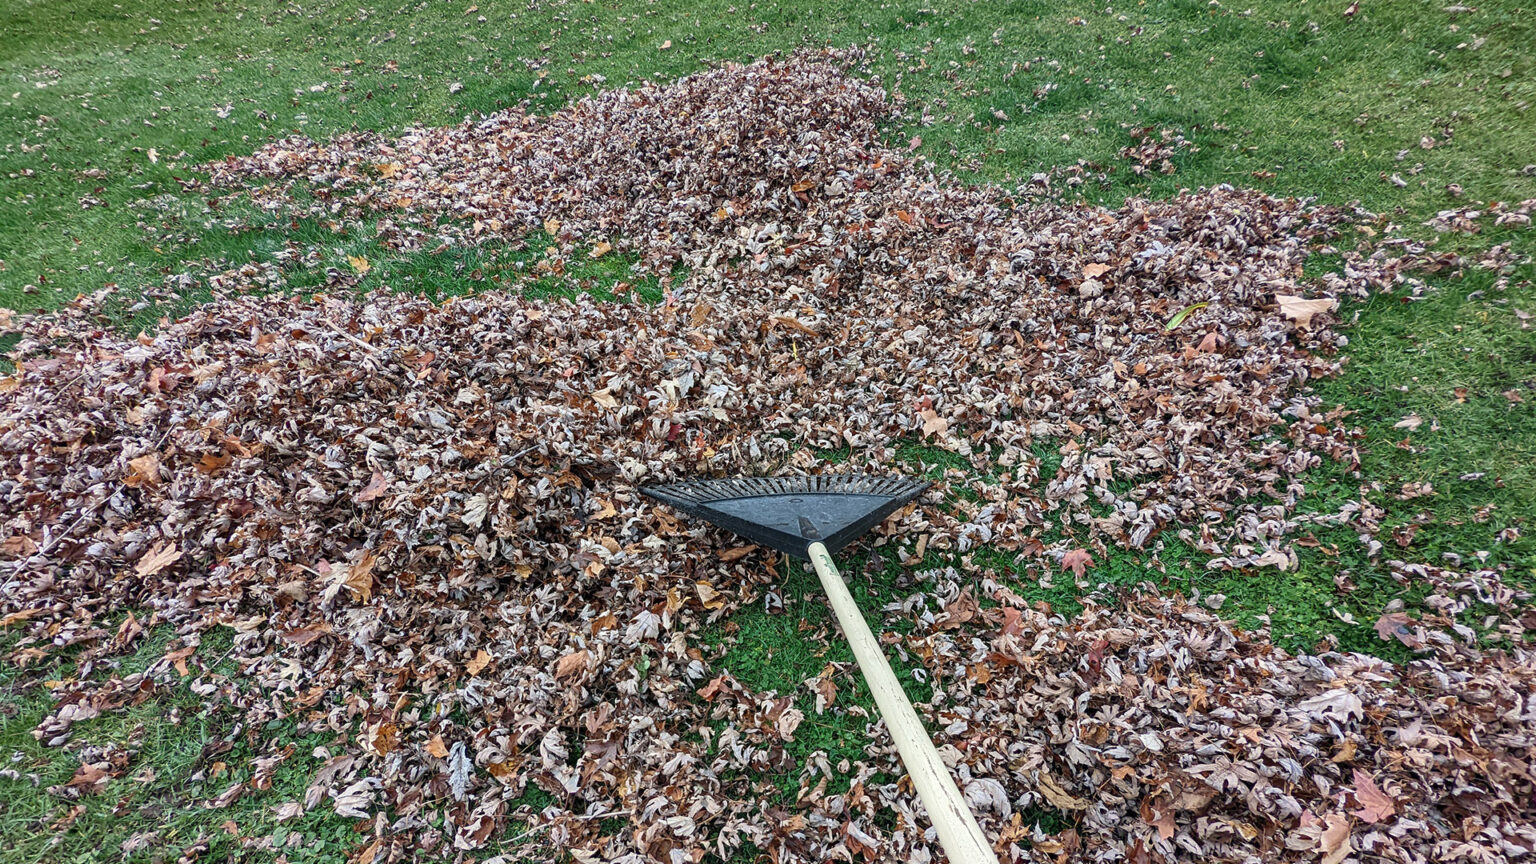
640, 475, 929, 560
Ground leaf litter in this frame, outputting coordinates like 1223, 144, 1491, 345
2, 51, 1533, 863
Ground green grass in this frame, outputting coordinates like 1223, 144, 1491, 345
0, 625, 366, 863
3, 0, 1535, 858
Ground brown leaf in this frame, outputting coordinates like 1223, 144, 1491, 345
718, 545, 757, 562
554, 650, 589, 679
124, 454, 162, 489
427, 736, 449, 759
1372, 612, 1423, 647
1082, 262, 1111, 279
1320, 813, 1352, 864
354, 470, 388, 503
466, 649, 492, 676
330, 549, 376, 602
771, 315, 819, 336
1062, 548, 1094, 579
280, 625, 331, 646
695, 582, 725, 610
1038, 773, 1091, 810
1277, 294, 1338, 328
1351, 768, 1396, 823
134, 542, 182, 577
919, 408, 949, 439
937, 588, 978, 629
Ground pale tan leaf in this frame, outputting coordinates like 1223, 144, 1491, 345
1277, 294, 1337, 328
135, 542, 182, 577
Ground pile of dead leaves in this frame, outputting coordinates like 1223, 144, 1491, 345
3, 51, 1533, 863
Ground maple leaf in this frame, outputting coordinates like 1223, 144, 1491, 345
1373, 611, 1423, 647
919, 408, 949, 439
1319, 813, 1352, 864
466, 649, 492, 676
1062, 548, 1094, 578
346, 254, 371, 275
460, 493, 489, 529
325, 549, 376, 603
1351, 768, 1396, 823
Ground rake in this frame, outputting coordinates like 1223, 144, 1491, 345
641, 475, 999, 864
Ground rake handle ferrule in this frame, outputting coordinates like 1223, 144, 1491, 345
805, 541, 999, 864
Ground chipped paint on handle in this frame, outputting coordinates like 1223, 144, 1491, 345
806, 541, 999, 864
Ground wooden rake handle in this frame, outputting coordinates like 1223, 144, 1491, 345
806, 542, 1000, 864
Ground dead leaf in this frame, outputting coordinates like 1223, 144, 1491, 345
695, 582, 724, 610
134, 542, 182, 577
1038, 773, 1091, 810
1062, 548, 1094, 579
347, 255, 371, 275
427, 736, 449, 759
554, 650, 589, 679
355, 470, 388, 503
1372, 612, 1423, 647
125, 454, 162, 489
718, 545, 757, 562
1320, 812, 1352, 864
1351, 768, 1395, 823
1277, 294, 1338, 328
466, 649, 492, 676
919, 408, 949, 439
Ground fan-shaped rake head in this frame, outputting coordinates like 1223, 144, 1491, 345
640, 474, 929, 559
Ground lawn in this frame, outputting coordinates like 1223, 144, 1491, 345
1, 0, 1533, 860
